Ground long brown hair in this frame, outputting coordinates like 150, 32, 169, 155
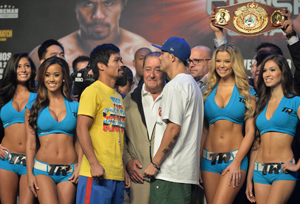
0, 53, 36, 109
254, 55, 296, 143
29, 57, 71, 131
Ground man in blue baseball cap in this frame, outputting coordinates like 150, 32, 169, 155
144, 37, 204, 203
152, 37, 190, 76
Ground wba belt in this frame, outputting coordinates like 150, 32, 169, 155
4, 150, 26, 166
34, 160, 78, 176
213, 1, 286, 36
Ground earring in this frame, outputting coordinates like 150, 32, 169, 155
63, 80, 65, 82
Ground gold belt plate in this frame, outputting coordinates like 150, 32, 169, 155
233, 2, 268, 34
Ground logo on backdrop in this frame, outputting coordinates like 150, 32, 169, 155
0, 52, 12, 79
0, 5, 19, 19
0, 30, 12, 41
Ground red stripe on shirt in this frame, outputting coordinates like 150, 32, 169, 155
84, 177, 93, 204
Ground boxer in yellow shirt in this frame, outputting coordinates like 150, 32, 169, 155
76, 44, 127, 204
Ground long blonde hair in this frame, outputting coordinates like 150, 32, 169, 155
202, 44, 254, 119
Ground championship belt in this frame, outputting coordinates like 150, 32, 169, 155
214, 1, 285, 36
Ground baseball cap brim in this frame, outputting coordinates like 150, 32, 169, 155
152, 44, 166, 51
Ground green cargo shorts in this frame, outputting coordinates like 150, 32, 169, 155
150, 179, 201, 204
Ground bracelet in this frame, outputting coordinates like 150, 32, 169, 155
286, 30, 297, 39
151, 162, 160, 171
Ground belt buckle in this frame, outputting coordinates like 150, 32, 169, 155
262, 163, 281, 175
9, 154, 17, 164
8, 153, 26, 166
48, 164, 71, 176
209, 152, 231, 165
262, 163, 267, 175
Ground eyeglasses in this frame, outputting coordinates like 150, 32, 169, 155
187, 59, 210, 65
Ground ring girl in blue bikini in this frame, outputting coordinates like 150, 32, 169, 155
246, 55, 299, 204
201, 44, 256, 204
0, 53, 37, 204
25, 57, 82, 204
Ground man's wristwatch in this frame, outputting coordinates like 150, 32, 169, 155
286, 30, 297, 39
151, 162, 160, 170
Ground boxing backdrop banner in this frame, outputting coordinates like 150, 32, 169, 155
0, 0, 299, 79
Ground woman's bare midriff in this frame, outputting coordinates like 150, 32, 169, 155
2, 123, 27, 153
256, 132, 294, 163
36, 133, 77, 165
204, 120, 244, 153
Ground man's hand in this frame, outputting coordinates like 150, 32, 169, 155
126, 159, 144, 183
90, 162, 105, 181
209, 12, 225, 39
124, 168, 131, 188
282, 10, 294, 35
199, 169, 204, 189
144, 163, 159, 178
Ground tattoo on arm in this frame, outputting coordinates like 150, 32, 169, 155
162, 134, 179, 154
162, 149, 169, 154
168, 142, 174, 148
29, 148, 35, 151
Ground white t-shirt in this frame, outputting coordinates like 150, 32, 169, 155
142, 83, 163, 139
154, 73, 204, 185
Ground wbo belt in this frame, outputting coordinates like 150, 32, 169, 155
34, 160, 78, 176
203, 149, 238, 165
4, 150, 26, 166
254, 162, 281, 175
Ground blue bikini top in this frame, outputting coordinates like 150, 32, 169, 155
204, 84, 256, 125
26, 97, 78, 137
0, 92, 37, 128
256, 96, 300, 137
